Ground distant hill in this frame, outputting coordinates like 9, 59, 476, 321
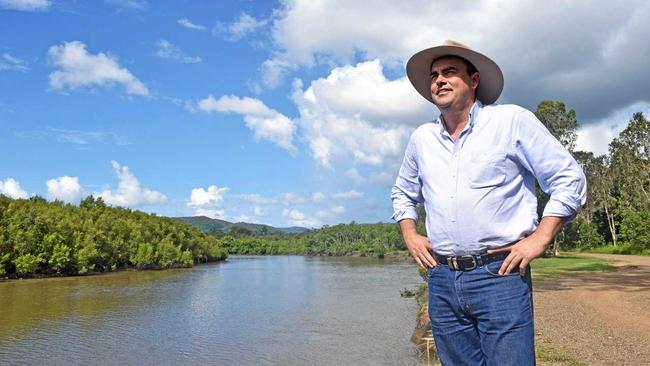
172, 216, 310, 235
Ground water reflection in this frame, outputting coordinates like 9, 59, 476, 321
0, 256, 421, 365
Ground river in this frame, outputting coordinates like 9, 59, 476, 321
0, 255, 423, 365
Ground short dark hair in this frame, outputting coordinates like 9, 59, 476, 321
431, 55, 478, 77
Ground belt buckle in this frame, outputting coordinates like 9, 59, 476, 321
446, 257, 457, 270
461, 255, 477, 271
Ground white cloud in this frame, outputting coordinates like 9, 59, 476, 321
292, 61, 428, 167
576, 102, 650, 156
48, 41, 149, 96
345, 168, 365, 184
241, 193, 275, 205
332, 190, 363, 199
314, 205, 345, 220
105, 0, 147, 11
0, 0, 50, 11
178, 18, 206, 31
0, 178, 29, 199
234, 214, 253, 223
311, 191, 325, 203
156, 39, 202, 64
196, 94, 297, 154
187, 185, 229, 219
281, 192, 307, 205
368, 171, 395, 186
282, 207, 319, 228
95, 161, 167, 207
46, 176, 82, 203
216, 12, 267, 41
254, 206, 266, 216
0, 53, 29, 72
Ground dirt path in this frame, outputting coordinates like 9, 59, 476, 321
534, 253, 650, 365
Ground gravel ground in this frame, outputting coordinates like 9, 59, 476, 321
533, 253, 650, 366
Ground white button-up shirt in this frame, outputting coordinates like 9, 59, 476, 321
391, 101, 587, 256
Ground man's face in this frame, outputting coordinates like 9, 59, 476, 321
429, 57, 479, 110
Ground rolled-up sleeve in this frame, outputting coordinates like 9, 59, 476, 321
513, 110, 587, 220
391, 134, 424, 222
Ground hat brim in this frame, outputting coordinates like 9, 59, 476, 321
406, 45, 504, 105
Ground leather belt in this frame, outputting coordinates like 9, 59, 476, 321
435, 251, 508, 271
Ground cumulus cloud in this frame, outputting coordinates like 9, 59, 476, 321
95, 161, 167, 207
332, 190, 363, 199
215, 12, 267, 41
0, 0, 50, 11
48, 41, 149, 96
46, 176, 82, 203
156, 39, 202, 64
177, 18, 206, 31
196, 94, 297, 154
293, 61, 424, 167
282, 208, 319, 228
187, 185, 229, 219
265, 0, 649, 123
0, 53, 29, 72
281, 192, 307, 205
0, 178, 29, 199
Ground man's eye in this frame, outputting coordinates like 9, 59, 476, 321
430, 73, 438, 79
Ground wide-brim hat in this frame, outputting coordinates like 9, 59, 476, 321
406, 40, 504, 105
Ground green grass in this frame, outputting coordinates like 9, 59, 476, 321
531, 255, 616, 280
572, 244, 650, 256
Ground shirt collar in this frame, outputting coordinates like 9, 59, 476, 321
435, 100, 483, 136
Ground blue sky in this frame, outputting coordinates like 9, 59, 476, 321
1, 0, 649, 228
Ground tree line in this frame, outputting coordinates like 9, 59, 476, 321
214, 221, 408, 257
534, 101, 648, 254
0, 195, 227, 278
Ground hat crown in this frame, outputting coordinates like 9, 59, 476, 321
442, 39, 470, 49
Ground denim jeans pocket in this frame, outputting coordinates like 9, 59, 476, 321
483, 260, 522, 277
427, 265, 441, 279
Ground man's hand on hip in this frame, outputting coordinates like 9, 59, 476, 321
487, 216, 565, 275
405, 232, 438, 270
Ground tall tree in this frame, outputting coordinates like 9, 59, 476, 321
535, 100, 579, 152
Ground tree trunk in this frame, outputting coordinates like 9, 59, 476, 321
604, 204, 617, 247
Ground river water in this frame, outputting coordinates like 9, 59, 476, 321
0, 255, 423, 365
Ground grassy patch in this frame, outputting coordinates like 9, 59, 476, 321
536, 344, 585, 366
573, 244, 650, 256
531, 255, 616, 280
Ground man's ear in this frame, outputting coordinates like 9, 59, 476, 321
472, 72, 480, 90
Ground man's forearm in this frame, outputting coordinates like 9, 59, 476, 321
398, 219, 419, 240
532, 216, 565, 247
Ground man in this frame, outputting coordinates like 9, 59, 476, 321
391, 40, 586, 365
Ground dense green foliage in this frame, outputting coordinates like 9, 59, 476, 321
0, 195, 227, 277
173, 216, 308, 235
534, 102, 649, 254
221, 222, 407, 257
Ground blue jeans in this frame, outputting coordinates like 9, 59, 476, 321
427, 259, 535, 366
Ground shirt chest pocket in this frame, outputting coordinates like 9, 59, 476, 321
467, 152, 507, 188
